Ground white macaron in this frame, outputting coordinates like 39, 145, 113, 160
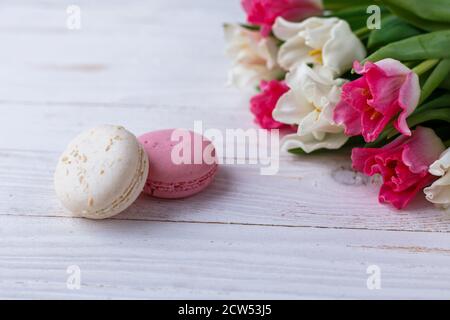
54, 125, 149, 219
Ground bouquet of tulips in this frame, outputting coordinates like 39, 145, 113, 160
224, 0, 450, 210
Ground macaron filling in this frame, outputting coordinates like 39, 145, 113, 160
138, 129, 219, 199
144, 162, 218, 195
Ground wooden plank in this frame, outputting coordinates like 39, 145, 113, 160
1, 215, 450, 299
2, 143, 450, 232
0, 0, 243, 105
0, 100, 448, 232
2, 0, 450, 300
0, 102, 254, 152
0, 101, 447, 232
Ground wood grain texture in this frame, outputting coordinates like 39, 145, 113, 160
1, 0, 450, 299
2, 144, 450, 232
0, 0, 242, 105
2, 215, 450, 299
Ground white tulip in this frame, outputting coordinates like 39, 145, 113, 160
273, 17, 366, 76
224, 24, 282, 89
424, 148, 450, 208
273, 63, 348, 153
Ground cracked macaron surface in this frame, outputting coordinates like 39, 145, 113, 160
54, 125, 149, 219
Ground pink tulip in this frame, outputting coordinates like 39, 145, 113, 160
241, 0, 323, 37
250, 80, 291, 129
334, 58, 420, 143
352, 127, 445, 210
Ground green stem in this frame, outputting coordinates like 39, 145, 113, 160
403, 61, 420, 69
289, 136, 364, 155
412, 59, 440, 76
420, 59, 450, 104
239, 23, 260, 31
416, 93, 450, 112
323, 0, 376, 11
365, 123, 394, 147
354, 26, 371, 38
384, 108, 450, 139
368, 93, 450, 145
407, 108, 450, 128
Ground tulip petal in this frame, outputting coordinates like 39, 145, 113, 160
245, 1, 324, 38
336, 59, 421, 142
360, 106, 396, 143
272, 88, 312, 125
250, 80, 290, 129
364, 63, 405, 113
224, 24, 282, 88
333, 101, 362, 137
277, 36, 313, 70
302, 17, 339, 49
322, 20, 366, 76
282, 132, 348, 153
275, 63, 347, 152
352, 127, 444, 210
373, 58, 412, 76
274, 17, 366, 75
299, 109, 342, 136
424, 172, 450, 205
379, 177, 433, 209
351, 147, 383, 174
424, 147, 450, 207
394, 71, 421, 136
429, 148, 450, 176
273, 63, 335, 125
401, 127, 445, 174
273, 16, 308, 40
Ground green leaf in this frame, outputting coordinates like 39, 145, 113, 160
323, 0, 377, 11
406, 108, 450, 128
329, 5, 387, 31
364, 124, 394, 147
339, 16, 372, 32
288, 148, 307, 155
239, 24, 260, 31
367, 15, 422, 49
417, 93, 450, 112
288, 136, 364, 155
380, 0, 450, 31
383, 107, 450, 140
331, 5, 375, 18
402, 60, 421, 69
365, 31, 450, 63
288, 147, 331, 155
381, 0, 450, 23
440, 76, 450, 90
420, 59, 450, 104
412, 59, 440, 76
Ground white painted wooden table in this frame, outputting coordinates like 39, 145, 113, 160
1, 0, 450, 299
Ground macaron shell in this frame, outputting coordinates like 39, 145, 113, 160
82, 144, 149, 219
54, 125, 149, 219
138, 129, 218, 199
147, 162, 218, 199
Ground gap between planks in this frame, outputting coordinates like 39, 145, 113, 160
0, 212, 448, 235
2, 147, 450, 233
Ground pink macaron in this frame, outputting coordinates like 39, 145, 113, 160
138, 129, 218, 199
